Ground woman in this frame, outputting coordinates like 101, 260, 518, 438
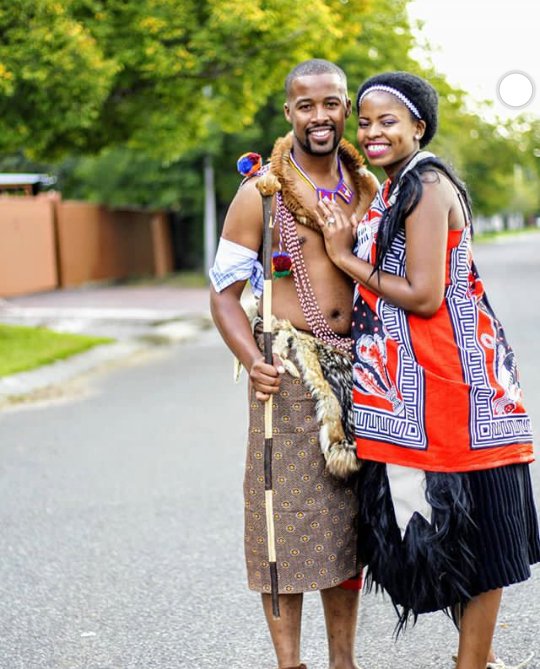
314, 71, 540, 669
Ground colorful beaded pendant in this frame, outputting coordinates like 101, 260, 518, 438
272, 251, 293, 278
289, 152, 353, 204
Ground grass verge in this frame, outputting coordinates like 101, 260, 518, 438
0, 324, 113, 377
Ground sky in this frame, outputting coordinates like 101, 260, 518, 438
407, 0, 540, 121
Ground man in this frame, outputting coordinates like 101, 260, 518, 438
209, 59, 378, 669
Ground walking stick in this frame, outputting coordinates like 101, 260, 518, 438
256, 172, 282, 618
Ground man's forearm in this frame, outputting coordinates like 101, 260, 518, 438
210, 288, 262, 371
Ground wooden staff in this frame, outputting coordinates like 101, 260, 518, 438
256, 172, 281, 618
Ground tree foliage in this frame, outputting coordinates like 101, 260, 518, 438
1, 0, 538, 268
0, 0, 117, 158
1, 0, 373, 160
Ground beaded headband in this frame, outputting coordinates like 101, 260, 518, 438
359, 85, 422, 119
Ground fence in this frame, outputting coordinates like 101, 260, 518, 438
0, 195, 173, 297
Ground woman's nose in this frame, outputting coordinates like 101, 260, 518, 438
365, 123, 381, 138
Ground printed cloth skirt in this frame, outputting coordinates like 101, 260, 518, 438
244, 350, 361, 594
357, 459, 540, 629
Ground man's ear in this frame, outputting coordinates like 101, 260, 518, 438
345, 97, 352, 118
284, 102, 291, 123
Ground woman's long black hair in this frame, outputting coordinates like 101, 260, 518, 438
373, 156, 473, 275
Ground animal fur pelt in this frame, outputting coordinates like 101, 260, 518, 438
259, 316, 361, 479
268, 132, 379, 233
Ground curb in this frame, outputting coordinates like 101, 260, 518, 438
0, 341, 146, 403
0, 318, 209, 404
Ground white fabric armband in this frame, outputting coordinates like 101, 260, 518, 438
209, 237, 263, 297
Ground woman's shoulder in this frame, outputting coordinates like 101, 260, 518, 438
415, 161, 471, 228
403, 165, 460, 220
398, 154, 459, 200
416, 160, 462, 200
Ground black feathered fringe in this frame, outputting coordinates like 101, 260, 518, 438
357, 462, 477, 635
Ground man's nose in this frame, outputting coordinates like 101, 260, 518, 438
312, 105, 330, 123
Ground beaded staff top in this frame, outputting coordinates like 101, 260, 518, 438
236, 151, 292, 279
237, 152, 263, 177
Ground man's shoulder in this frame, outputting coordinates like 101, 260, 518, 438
240, 161, 272, 187
360, 169, 380, 195
223, 170, 266, 242
237, 134, 290, 192
234, 169, 266, 201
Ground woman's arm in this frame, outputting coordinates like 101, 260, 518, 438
316, 176, 454, 318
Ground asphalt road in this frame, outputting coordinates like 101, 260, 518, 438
0, 233, 539, 669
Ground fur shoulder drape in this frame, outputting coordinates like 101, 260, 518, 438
269, 132, 379, 233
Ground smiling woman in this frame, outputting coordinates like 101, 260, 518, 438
314, 70, 540, 669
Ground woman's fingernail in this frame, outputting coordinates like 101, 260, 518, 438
277, 366, 285, 374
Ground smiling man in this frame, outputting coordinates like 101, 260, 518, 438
209, 60, 378, 669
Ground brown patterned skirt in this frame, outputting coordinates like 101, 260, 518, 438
244, 333, 360, 594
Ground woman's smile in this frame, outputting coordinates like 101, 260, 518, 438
364, 142, 391, 159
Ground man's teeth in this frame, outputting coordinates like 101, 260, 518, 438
311, 129, 331, 138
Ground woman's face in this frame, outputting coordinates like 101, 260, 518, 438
357, 91, 426, 178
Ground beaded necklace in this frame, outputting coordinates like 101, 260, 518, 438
276, 192, 353, 355
289, 152, 354, 204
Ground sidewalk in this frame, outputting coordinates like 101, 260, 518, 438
0, 283, 213, 401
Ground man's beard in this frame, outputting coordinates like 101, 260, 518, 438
296, 127, 339, 156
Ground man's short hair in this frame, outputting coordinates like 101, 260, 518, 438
285, 59, 348, 98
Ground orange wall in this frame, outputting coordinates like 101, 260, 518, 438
56, 203, 173, 287
0, 197, 58, 297
0, 197, 173, 296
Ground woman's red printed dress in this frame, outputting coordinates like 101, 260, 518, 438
352, 184, 533, 472
351, 163, 539, 627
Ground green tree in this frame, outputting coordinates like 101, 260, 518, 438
3, 0, 538, 271
0, 0, 117, 158
505, 117, 540, 219
1, 0, 372, 161
434, 110, 538, 217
